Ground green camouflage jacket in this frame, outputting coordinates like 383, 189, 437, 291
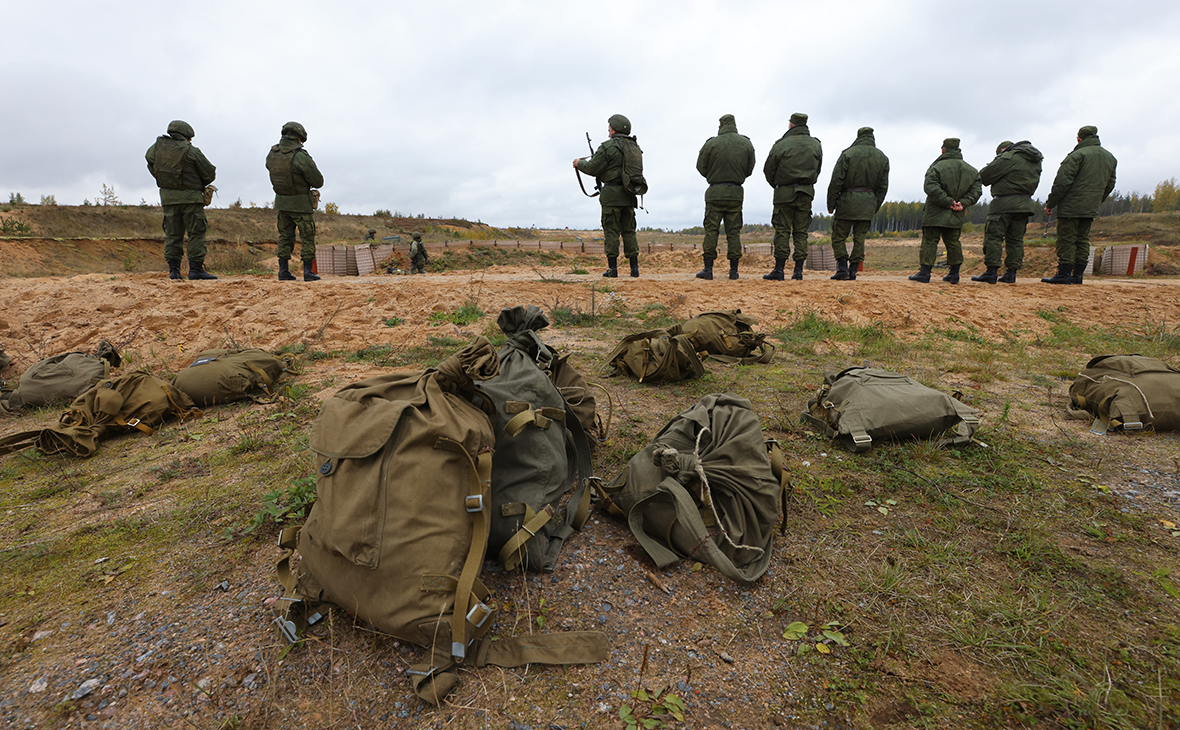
267, 136, 325, 213
979, 141, 1043, 215
922, 150, 981, 228
1045, 136, 1117, 218
696, 117, 756, 203
577, 135, 639, 208
764, 125, 822, 206
826, 130, 889, 220
145, 133, 216, 206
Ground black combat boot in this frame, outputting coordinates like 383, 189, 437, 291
998, 269, 1017, 283
971, 266, 999, 284
831, 258, 850, 281
303, 259, 320, 282
847, 262, 859, 280
942, 264, 961, 284
188, 262, 218, 280
1071, 263, 1087, 285
278, 258, 297, 281
763, 258, 786, 280
909, 265, 932, 283
603, 256, 618, 278
628, 256, 639, 278
167, 260, 183, 280
729, 258, 740, 280
1041, 263, 1073, 285
695, 257, 714, 280
791, 259, 805, 281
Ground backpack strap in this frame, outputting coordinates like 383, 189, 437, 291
0, 429, 44, 456
765, 440, 791, 534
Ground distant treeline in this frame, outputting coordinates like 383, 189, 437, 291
676, 190, 1161, 236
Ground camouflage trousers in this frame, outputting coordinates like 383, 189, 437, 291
830, 218, 870, 263
602, 205, 638, 258
919, 226, 963, 267
982, 212, 1030, 270
277, 211, 317, 261
702, 201, 743, 261
1054, 217, 1093, 266
771, 202, 812, 261
162, 203, 208, 265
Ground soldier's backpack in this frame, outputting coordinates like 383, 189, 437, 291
0, 371, 202, 458
801, 366, 981, 452
606, 329, 705, 384
475, 306, 594, 572
274, 338, 607, 704
1066, 354, 1180, 433
595, 393, 786, 584
617, 135, 648, 196
667, 310, 776, 364
0, 341, 121, 413
550, 350, 609, 444
172, 348, 292, 406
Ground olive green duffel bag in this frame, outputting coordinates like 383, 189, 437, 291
667, 309, 776, 364
172, 348, 292, 406
1067, 354, 1180, 433
0, 341, 121, 412
274, 337, 607, 704
606, 329, 706, 384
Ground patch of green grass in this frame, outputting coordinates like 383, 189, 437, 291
430, 246, 564, 271
429, 302, 484, 327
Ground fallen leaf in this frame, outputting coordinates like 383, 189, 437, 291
782, 621, 809, 640
878, 506, 889, 515
646, 572, 671, 595
815, 642, 831, 654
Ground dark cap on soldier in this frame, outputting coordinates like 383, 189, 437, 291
789, 112, 808, 126
857, 126, 873, 136
608, 114, 631, 135
942, 137, 961, 150
1078, 125, 1098, 139
719, 114, 735, 126
997, 140, 1013, 155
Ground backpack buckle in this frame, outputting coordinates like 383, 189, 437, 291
273, 616, 300, 644
851, 433, 872, 446
465, 494, 484, 513
466, 600, 492, 628
125, 418, 141, 428
1123, 421, 1144, 431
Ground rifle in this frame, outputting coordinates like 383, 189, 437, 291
575, 132, 601, 198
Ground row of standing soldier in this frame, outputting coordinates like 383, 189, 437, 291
146, 120, 324, 282
580, 113, 1116, 284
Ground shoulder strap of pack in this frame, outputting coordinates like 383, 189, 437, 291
0, 430, 44, 456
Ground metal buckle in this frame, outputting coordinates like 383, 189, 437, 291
273, 616, 300, 644
851, 433, 872, 445
405, 665, 440, 678
465, 494, 484, 513
1123, 421, 1144, 431
466, 601, 493, 628
126, 418, 141, 428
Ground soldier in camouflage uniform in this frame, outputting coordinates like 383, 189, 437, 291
266, 121, 324, 282
409, 232, 429, 274
695, 114, 756, 280
909, 138, 981, 284
826, 127, 889, 281
974, 140, 1043, 284
574, 114, 641, 278
1042, 126, 1117, 285
145, 120, 218, 280
763, 113, 822, 281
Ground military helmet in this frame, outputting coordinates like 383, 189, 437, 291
608, 114, 631, 135
412, 232, 422, 240
368, 229, 377, 235
167, 120, 195, 140
281, 121, 308, 142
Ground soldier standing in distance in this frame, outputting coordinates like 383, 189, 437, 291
826, 127, 889, 281
145, 120, 217, 280
909, 138, 981, 284
974, 140, 1043, 284
266, 121, 324, 282
573, 114, 641, 278
763, 113, 822, 281
1041, 126, 1117, 285
409, 232, 429, 274
694, 114, 756, 280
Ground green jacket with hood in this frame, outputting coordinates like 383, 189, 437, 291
979, 141, 1043, 215
145, 120, 216, 206
764, 125, 823, 206
696, 115, 756, 203
922, 149, 981, 228
577, 136, 639, 208
826, 129, 889, 220
1045, 135, 1117, 218
267, 135, 325, 214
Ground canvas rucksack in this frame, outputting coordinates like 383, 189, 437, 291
667, 310, 776, 364
475, 306, 594, 572
172, 348, 292, 406
0, 371, 201, 458
0, 341, 121, 413
616, 135, 648, 196
550, 350, 609, 444
1066, 354, 1180, 433
802, 366, 981, 452
607, 329, 705, 384
274, 338, 606, 704
595, 393, 786, 584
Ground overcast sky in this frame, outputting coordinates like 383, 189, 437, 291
3, 1, 1178, 232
